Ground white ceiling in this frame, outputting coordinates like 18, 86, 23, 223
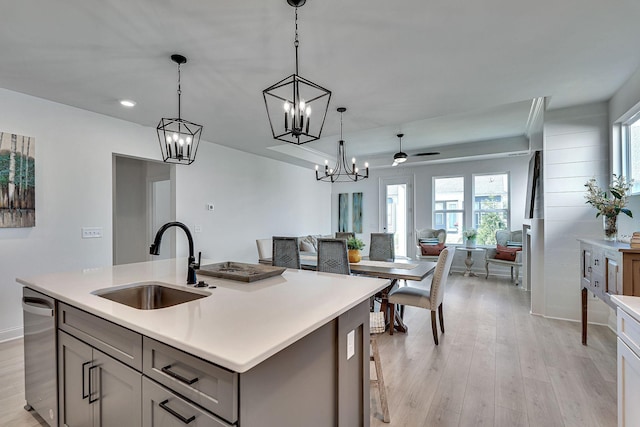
1, 0, 639, 168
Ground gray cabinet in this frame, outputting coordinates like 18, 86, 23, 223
142, 378, 231, 427
58, 331, 142, 427
58, 331, 93, 427
143, 337, 238, 423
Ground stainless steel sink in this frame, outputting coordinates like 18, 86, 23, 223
93, 282, 209, 310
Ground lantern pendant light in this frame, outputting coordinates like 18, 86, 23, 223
156, 54, 203, 165
263, 0, 331, 145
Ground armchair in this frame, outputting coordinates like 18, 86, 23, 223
485, 230, 523, 284
416, 228, 447, 261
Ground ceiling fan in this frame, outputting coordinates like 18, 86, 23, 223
392, 133, 440, 166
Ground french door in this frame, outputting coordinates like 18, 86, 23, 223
379, 176, 414, 258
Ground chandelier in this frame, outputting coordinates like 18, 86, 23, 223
157, 54, 203, 165
263, 0, 331, 145
316, 108, 369, 182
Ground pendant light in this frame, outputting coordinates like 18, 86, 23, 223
157, 54, 203, 165
263, 0, 331, 145
392, 133, 408, 166
316, 108, 369, 182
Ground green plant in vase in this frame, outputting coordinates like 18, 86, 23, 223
584, 174, 633, 241
463, 228, 477, 248
347, 237, 365, 263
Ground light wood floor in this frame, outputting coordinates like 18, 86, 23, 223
0, 274, 617, 427
370, 274, 617, 427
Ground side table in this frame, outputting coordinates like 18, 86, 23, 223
455, 246, 486, 277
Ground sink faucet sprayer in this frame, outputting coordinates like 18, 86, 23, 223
150, 221, 200, 285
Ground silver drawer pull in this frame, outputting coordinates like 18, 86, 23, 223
159, 399, 195, 424
161, 364, 199, 385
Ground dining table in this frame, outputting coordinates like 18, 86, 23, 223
259, 254, 437, 334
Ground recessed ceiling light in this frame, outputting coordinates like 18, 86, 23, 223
119, 99, 136, 107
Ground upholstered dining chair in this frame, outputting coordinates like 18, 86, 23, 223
272, 236, 301, 269
388, 247, 454, 345
335, 231, 355, 240
317, 239, 350, 275
369, 233, 395, 261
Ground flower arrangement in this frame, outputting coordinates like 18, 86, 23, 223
584, 174, 633, 219
463, 229, 477, 240
346, 237, 366, 250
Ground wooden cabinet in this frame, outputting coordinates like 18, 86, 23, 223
579, 239, 640, 344
58, 331, 142, 427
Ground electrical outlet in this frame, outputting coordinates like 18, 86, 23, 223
82, 227, 102, 239
347, 330, 355, 360
194, 225, 202, 233
207, 203, 214, 211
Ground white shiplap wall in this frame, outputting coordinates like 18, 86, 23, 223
543, 102, 611, 323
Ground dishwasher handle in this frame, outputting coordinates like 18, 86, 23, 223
22, 297, 54, 317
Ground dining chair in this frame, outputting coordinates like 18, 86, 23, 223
335, 231, 355, 240
369, 233, 395, 261
272, 236, 301, 269
387, 247, 454, 344
317, 239, 350, 275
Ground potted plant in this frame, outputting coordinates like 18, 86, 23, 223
346, 237, 366, 263
463, 228, 477, 248
585, 174, 633, 241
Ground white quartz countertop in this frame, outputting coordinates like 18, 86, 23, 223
611, 295, 640, 323
17, 258, 389, 373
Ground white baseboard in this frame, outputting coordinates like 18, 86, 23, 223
0, 326, 23, 343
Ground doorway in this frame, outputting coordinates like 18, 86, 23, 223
113, 156, 174, 265
379, 176, 414, 258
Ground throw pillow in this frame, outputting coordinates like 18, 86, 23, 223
419, 238, 440, 244
300, 241, 315, 253
506, 240, 522, 248
495, 244, 522, 261
420, 242, 445, 256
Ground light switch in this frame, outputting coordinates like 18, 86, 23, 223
347, 329, 355, 360
81, 227, 102, 239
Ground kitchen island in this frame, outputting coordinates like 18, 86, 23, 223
18, 258, 389, 427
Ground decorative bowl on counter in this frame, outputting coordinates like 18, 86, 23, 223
198, 262, 286, 282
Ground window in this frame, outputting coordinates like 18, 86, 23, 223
473, 173, 509, 245
434, 177, 464, 244
623, 114, 640, 194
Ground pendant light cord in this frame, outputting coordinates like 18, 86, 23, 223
177, 62, 182, 120
294, 7, 299, 75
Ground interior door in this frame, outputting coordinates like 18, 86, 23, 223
379, 176, 414, 258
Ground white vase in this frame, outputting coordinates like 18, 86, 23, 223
466, 239, 476, 248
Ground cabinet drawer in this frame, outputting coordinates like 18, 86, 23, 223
618, 307, 640, 356
142, 377, 231, 427
143, 337, 238, 424
588, 272, 605, 297
58, 303, 142, 370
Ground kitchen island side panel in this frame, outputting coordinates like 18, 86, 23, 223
239, 300, 370, 427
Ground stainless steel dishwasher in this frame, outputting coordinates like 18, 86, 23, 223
23, 287, 57, 427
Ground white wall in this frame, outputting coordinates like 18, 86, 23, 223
543, 102, 611, 323
330, 155, 530, 272
0, 88, 330, 341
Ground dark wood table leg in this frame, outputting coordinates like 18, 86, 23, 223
582, 287, 587, 345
